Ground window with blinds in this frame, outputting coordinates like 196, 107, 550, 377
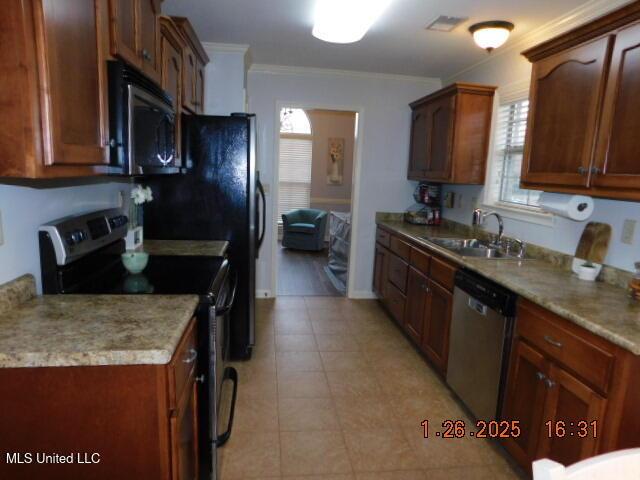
278, 136, 313, 221
492, 99, 541, 208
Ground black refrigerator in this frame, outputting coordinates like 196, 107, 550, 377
143, 113, 265, 360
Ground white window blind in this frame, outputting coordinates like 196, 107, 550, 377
492, 99, 541, 208
278, 136, 313, 221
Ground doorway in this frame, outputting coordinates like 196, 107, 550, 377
275, 107, 358, 297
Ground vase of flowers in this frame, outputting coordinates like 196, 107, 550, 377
129, 185, 153, 229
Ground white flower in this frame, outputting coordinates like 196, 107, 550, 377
131, 185, 152, 205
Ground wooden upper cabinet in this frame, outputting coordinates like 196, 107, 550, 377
522, 36, 612, 188
160, 17, 183, 164
408, 83, 496, 184
593, 21, 640, 191
171, 16, 209, 114
0, 0, 111, 178
139, 0, 162, 83
108, 0, 161, 84
521, 2, 640, 200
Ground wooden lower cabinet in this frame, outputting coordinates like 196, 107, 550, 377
0, 319, 199, 479
420, 279, 453, 375
372, 244, 388, 297
404, 267, 428, 343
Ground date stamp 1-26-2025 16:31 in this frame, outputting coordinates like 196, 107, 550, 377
421, 420, 599, 439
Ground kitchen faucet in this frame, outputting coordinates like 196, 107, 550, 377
472, 209, 504, 246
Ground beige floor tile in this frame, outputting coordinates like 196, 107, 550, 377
237, 370, 278, 399
278, 371, 331, 398
280, 431, 352, 475
386, 392, 467, 428
355, 471, 426, 480
326, 370, 383, 397
311, 319, 351, 334
272, 297, 307, 310
220, 431, 281, 479
255, 333, 276, 353
304, 296, 348, 310
374, 367, 442, 396
320, 351, 371, 372
402, 426, 489, 469
277, 351, 324, 372
333, 395, 396, 430
275, 317, 313, 334
278, 397, 340, 431
343, 429, 420, 472
284, 475, 354, 480
316, 334, 361, 352
232, 351, 277, 374
233, 395, 279, 432
307, 308, 348, 323
276, 334, 318, 352
423, 466, 496, 479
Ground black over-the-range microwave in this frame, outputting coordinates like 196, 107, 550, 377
107, 61, 180, 175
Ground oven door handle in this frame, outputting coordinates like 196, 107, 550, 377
216, 271, 238, 317
216, 366, 238, 447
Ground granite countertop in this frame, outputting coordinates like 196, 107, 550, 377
141, 239, 229, 257
0, 275, 199, 368
377, 220, 640, 355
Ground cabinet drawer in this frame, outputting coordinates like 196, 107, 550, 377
385, 281, 406, 324
388, 254, 409, 293
517, 302, 615, 393
376, 228, 391, 248
389, 236, 411, 261
430, 256, 456, 291
410, 247, 431, 276
169, 318, 198, 407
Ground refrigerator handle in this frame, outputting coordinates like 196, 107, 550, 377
257, 179, 266, 250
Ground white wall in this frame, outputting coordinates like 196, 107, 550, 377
202, 43, 249, 115
248, 65, 440, 297
444, 0, 640, 273
0, 180, 130, 291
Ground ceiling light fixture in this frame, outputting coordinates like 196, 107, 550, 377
468, 21, 514, 52
312, 0, 394, 44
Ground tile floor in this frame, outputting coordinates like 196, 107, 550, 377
221, 296, 526, 480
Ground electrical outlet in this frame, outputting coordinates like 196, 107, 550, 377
0, 210, 4, 246
621, 219, 636, 245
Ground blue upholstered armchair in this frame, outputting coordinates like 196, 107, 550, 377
281, 209, 328, 251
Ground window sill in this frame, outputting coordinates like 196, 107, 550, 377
481, 202, 554, 227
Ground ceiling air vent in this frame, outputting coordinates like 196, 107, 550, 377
426, 15, 467, 33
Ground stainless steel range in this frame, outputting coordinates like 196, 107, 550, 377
38, 209, 237, 480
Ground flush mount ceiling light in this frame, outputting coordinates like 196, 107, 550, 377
468, 21, 514, 52
312, 0, 394, 44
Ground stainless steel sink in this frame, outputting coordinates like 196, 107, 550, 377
421, 237, 524, 260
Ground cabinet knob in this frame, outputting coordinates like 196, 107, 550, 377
142, 49, 152, 61
536, 371, 546, 381
591, 167, 602, 175
543, 335, 563, 349
577, 166, 588, 175
544, 378, 556, 389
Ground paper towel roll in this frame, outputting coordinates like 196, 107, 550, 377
539, 192, 594, 221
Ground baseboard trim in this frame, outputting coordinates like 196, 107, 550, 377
256, 290, 274, 298
348, 290, 379, 300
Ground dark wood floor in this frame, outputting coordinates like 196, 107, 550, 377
277, 243, 342, 296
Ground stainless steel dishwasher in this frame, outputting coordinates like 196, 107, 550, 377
446, 269, 517, 421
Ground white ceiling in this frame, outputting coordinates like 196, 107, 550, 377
162, 0, 591, 78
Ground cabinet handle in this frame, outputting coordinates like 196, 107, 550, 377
591, 167, 602, 175
543, 335, 563, 349
421, 283, 430, 293
536, 371, 546, 381
195, 374, 205, 384
142, 49, 152, 61
182, 348, 197, 364
544, 378, 556, 389
577, 166, 588, 175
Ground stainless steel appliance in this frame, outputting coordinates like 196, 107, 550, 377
446, 269, 517, 421
38, 209, 236, 480
107, 61, 180, 175
143, 113, 266, 360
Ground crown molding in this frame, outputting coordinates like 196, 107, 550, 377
202, 42, 250, 56
249, 63, 441, 86
446, 0, 634, 82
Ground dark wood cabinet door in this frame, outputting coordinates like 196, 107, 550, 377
522, 36, 612, 188
195, 60, 205, 113
139, 0, 161, 84
537, 364, 606, 467
373, 245, 387, 296
161, 30, 182, 165
424, 95, 455, 181
109, 0, 139, 67
408, 106, 429, 179
404, 267, 428, 344
171, 381, 199, 480
182, 46, 198, 112
37, 0, 109, 166
420, 280, 452, 375
593, 22, 640, 190
501, 339, 549, 471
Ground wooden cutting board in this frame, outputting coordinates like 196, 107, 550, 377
575, 222, 612, 263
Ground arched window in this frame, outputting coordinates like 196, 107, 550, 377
280, 108, 312, 135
